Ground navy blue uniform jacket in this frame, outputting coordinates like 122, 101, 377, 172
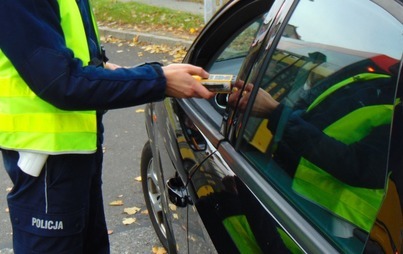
0, 0, 166, 112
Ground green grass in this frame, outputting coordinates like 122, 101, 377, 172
92, 0, 205, 34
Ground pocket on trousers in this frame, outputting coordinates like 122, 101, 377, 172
9, 204, 86, 253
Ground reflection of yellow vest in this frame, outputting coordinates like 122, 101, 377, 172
292, 73, 393, 232
222, 215, 263, 254
0, 0, 98, 154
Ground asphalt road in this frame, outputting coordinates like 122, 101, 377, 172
0, 40, 177, 253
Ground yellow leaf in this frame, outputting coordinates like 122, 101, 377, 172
136, 109, 145, 113
132, 35, 139, 43
152, 246, 167, 254
169, 204, 177, 211
122, 217, 136, 225
141, 210, 149, 215
172, 58, 183, 63
134, 176, 142, 182
124, 206, 141, 215
109, 200, 124, 206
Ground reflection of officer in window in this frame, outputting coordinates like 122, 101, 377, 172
229, 58, 402, 253
196, 175, 294, 254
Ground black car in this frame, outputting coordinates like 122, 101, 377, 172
140, 0, 403, 253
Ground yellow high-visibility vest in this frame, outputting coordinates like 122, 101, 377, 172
292, 73, 393, 232
0, 0, 98, 154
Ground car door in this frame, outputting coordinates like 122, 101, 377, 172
220, 0, 403, 253
162, 0, 402, 253
181, 0, 315, 253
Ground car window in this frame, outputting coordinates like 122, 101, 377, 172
234, 0, 402, 253
206, 19, 263, 113
209, 20, 262, 76
215, 21, 261, 62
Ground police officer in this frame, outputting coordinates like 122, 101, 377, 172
0, 0, 213, 253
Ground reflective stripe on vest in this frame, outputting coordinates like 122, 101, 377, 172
222, 215, 263, 254
0, 0, 97, 154
292, 73, 393, 232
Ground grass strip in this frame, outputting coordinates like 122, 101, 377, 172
92, 0, 205, 33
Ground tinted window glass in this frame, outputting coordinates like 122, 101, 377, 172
210, 20, 262, 76
216, 22, 261, 62
234, 0, 402, 252
208, 19, 263, 113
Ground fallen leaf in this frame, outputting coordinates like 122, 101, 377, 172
109, 200, 124, 206
107, 229, 114, 235
133, 35, 139, 44
152, 246, 167, 254
172, 57, 184, 63
134, 176, 142, 182
169, 204, 177, 211
136, 109, 145, 113
6, 187, 12, 192
141, 210, 148, 215
122, 217, 136, 225
117, 194, 123, 198
5, 207, 9, 213
173, 213, 178, 219
124, 206, 141, 215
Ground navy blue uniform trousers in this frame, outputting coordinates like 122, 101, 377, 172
1, 147, 109, 254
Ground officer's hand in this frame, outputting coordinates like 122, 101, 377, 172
162, 64, 215, 99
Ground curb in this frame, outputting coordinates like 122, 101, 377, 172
98, 27, 195, 48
